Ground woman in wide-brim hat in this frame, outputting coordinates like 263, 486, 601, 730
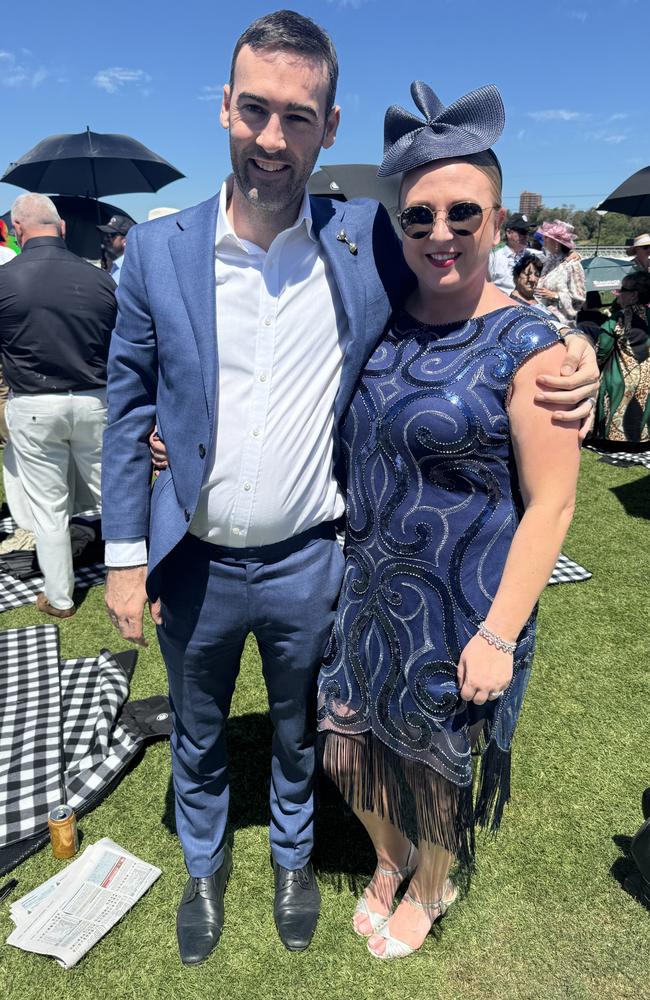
317, 81, 583, 960
536, 219, 586, 324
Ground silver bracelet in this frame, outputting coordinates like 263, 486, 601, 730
477, 621, 516, 655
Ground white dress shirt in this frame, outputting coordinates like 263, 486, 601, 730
0, 246, 16, 266
110, 254, 124, 285
488, 244, 517, 293
105, 180, 348, 565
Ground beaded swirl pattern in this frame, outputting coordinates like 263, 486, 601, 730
317, 305, 559, 787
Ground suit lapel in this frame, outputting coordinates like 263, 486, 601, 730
168, 196, 219, 425
311, 197, 369, 424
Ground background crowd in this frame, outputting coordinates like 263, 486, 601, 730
0, 190, 649, 614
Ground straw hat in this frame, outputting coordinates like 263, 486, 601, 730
147, 207, 179, 221
630, 233, 650, 250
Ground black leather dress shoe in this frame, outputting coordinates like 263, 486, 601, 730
272, 858, 321, 952
177, 845, 232, 965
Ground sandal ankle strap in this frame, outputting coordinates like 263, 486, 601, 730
404, 890, 443, 912
376, 843, 416, 878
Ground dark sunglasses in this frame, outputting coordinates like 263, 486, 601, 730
397, 203, 496, 239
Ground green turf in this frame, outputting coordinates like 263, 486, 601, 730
0, 450, 648, 1000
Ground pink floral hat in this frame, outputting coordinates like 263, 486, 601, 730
538, 219, 577, 250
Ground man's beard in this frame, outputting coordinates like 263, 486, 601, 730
229, 138, 319, 214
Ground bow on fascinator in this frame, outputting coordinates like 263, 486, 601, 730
378, 81, 506, 177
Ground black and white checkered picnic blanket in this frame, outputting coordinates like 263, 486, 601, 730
584, 445, 650, 469
547, 553, 592, 586
0, 624, 139, 848
0, 564, 106, 613
0, 515, 105, 612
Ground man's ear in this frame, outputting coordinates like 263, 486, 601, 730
220, 83, 231, 131
13, 220, 24, 246
60, 219, 67, 241
321, 105, 340, 150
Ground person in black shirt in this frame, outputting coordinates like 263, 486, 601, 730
0, 193, 117, 617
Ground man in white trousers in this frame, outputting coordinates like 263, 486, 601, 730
0, 194, 117, 617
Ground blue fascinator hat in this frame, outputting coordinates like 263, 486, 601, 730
378, 81, 505, 178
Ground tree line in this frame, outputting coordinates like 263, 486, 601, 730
505, 207, 650, 246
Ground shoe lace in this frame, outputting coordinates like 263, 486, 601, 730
281, 867, 311, 889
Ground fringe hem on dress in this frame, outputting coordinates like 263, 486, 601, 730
320, 726, 512, 873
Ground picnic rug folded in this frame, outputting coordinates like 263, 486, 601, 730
583, 444, 650, 469
0, 515, 106, 613
0, 624, 171, 875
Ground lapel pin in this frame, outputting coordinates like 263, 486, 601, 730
337, 229, 358, 255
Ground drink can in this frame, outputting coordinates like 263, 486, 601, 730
48, 804, 79, 859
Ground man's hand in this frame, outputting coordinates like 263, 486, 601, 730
535, 332, 599, 441
105, 565, 160, 646
149, 428, 169, 472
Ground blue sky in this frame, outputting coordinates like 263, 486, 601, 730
2, 0, 647, 221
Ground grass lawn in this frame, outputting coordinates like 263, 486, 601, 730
0, 449, 648, 1000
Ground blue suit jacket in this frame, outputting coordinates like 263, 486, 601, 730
102, 192, 413, 599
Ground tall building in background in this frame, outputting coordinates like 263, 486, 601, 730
519, 191, 542, 216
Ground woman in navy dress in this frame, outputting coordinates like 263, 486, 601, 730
318, 83, 581, 959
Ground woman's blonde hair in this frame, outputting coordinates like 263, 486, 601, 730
399, 150, 503, 207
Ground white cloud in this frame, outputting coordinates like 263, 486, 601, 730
608, 113, 629, 122
527, 109, 585, 122
93, 67, 152, 94
326, 0, 371, 7
0, 50, 48, 88
342, 91, 361, 113
568, 9, 588, 20
586, 129, 628, 144
197, 85, 221, 102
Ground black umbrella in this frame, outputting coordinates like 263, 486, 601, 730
1, 197, 135, 260
0, 128, 184, 198
308, 163, 401, 233
54, 197, 135, 260
598, 166, 650, 216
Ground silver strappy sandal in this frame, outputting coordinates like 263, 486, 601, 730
367, 879, 458, 959
353, 843, 417, 937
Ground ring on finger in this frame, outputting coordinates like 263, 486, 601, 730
487, 690, 504, 700
587, 396, 597, 410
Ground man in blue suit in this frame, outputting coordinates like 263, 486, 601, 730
102, 10, 411, 964
103, 10, 598, 966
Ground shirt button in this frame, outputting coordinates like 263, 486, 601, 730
198, 443, 206, 459
232, 527, 241, 536
259, 373, 267, 383
184, 509, 190, 522
243, 481, 252, 492
252, 427, 261, 438
263, 316, 272, 327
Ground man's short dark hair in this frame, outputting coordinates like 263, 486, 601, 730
229, 9, 339, 113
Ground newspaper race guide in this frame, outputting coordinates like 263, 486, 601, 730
7, 838, 161, 968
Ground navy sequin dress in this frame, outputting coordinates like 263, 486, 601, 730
318, 305, 559, 867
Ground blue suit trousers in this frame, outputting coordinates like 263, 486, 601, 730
157, 526, 344, 877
